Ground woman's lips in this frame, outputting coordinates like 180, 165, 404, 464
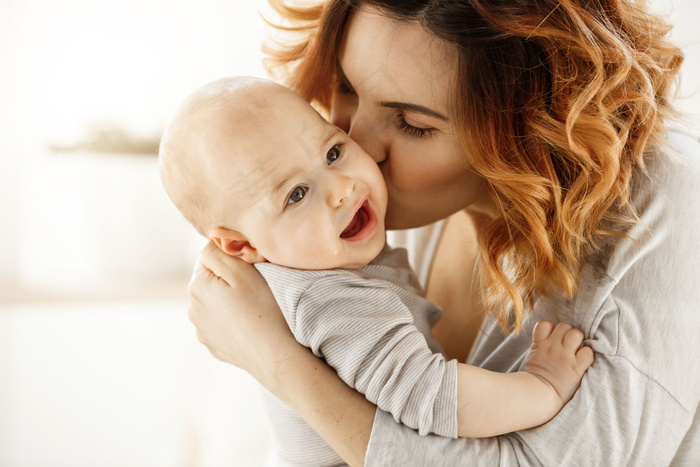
340, 200, 377, 241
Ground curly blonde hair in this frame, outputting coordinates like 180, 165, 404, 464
263, 0, 684, 333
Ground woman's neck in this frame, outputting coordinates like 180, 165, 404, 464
463, 178, 499, 233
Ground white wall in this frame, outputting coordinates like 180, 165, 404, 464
0, 300, 270, 467
0, 0, 270, 294
661, 0, 700, 122
0, 1, 275, 466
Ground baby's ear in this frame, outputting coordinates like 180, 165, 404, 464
209, 227, 266, 264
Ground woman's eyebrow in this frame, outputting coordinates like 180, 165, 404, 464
337, 62, 447, 121
378, 101, 447, 121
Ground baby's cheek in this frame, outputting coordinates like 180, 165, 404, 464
290, 233, 335, 266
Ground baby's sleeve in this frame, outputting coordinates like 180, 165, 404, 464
295, 275, 458, 438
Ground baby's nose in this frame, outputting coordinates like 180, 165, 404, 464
330, 173, 355, 206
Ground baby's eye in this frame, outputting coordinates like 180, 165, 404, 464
326, 145, 342, 165
286, 186, 308, 205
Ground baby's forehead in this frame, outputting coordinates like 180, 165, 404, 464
227, 95, 329, 158
201, 82, 333, 193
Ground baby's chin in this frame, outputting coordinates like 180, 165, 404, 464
269, 231, 386, 270
333, 238, 386, 270
299, 244, 384, 271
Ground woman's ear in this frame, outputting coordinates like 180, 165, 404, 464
209, 227, 266, 264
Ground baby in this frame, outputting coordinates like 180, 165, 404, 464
159, 76, 594, 466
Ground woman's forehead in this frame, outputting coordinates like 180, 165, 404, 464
339, 5, 456, 108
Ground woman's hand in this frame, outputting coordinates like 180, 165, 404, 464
187, 240, 297, 388
188, 241, 374, 465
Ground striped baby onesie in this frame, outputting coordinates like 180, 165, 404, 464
255, 245, 458, 466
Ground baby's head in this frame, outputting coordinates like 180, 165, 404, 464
159, 76, 387, 270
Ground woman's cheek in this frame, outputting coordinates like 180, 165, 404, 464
385, 143, 440, 192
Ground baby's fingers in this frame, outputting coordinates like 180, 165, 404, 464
576, 346, 595, 371
563, 327, 586, 352
533, 320, 555, 343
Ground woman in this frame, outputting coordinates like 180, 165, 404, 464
188, 0, 700, 464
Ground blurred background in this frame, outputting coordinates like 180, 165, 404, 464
0, 0, 698, 466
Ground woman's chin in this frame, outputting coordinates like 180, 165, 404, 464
384, 210, 438, 230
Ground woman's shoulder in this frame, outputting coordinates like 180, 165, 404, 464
589, 127, 700, 409
667, 125, 700, 152
599, 126, 700, 277
643, 126, 700, 200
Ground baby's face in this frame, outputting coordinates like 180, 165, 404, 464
222, 90, 387, 269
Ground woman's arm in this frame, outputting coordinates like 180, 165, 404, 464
189, 241, 374, 466
270, 345, 374, 466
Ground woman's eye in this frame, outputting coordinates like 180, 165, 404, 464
397, 116, 435, 139
326, 145, 342, 165
286, 186, 308, 205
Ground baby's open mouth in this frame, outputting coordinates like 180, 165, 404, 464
340, 200, 376, 241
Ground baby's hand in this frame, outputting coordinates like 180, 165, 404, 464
522, 321, 595, 406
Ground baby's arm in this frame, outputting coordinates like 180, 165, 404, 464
291, 272, 592, 438
293, 275, 459, 437
456, 321, 594, 437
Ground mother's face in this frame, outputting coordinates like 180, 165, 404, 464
331, 6, 485, 229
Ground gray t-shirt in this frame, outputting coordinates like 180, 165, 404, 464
256, 246, 458, 466
368, 127, 700, 466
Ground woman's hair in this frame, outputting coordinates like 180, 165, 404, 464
264, 0, 684, 333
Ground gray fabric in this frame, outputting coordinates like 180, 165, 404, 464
255, 246, 458, 466
366, 128, 700, 466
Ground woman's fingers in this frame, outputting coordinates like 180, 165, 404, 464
200, 240, 236, 285
183, 239, 305, 391
199, 240, 260, 290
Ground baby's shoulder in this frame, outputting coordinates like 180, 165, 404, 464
361, 245, 424, 295
253, 263, 354, 315
254, 262, 357, 292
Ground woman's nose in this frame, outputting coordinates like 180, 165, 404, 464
331, 98, 387, 164
347, 113, 387, 164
